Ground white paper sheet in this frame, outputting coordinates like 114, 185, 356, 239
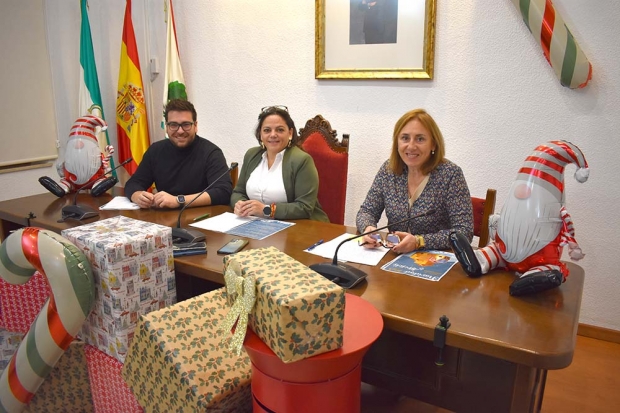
189, 212, 255, 232
99, 196, 140, 210
305, 233, 390, 266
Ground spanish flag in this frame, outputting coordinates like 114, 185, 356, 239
116, 0, 150, 176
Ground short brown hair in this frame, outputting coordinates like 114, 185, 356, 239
388, 109, 445, 175
164, 99, 197, 122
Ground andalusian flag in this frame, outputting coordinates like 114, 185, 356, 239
79, 0, 116, 176
116, 0, 150, 175
162, 0, 187, 129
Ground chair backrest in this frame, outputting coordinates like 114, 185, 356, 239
230, 165, 238, 189
471, 189, 497, 248
298, 115, 349, 224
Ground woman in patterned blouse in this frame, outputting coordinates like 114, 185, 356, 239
356, 109, 473, 252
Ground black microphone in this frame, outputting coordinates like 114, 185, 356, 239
172, 162, 238, 244
60, 157, 132, 222
309, 209, 436, 289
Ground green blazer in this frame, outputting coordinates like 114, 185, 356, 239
230, 146, 329, 222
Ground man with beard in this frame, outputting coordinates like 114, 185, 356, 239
125, 99, 232, 209
39, 115, 117, 197
449, 140, 588, 296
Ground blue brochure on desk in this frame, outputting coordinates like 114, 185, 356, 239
225, 219, 294, 240
189, 212, 294, 240
381, 250, 457, 282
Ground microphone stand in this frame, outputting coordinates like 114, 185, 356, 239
172, 162, 238, 244
60, 158, 132, 222
309, 209, 435, 289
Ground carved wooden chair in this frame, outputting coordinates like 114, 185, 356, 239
230, 166, 238, 189
471, 189, 497, 247
298, 115, 349, 225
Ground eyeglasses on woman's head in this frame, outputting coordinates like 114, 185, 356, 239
261, 105, 288, 113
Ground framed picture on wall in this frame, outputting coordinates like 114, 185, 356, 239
315, 0, 436, 79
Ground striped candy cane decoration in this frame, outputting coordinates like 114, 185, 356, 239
511, 0, 592, 89
0, 228, 95, 413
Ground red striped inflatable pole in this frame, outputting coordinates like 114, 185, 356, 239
511, 0, 592, 88
0, 228, 95, 412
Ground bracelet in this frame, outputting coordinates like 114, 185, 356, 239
416, 235, 425, 249
270, 203, 276, 219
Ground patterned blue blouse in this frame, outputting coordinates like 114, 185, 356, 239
356, 159, 473, 250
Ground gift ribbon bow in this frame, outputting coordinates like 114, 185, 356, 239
220, 261, 256, 355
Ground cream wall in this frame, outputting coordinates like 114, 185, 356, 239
2, 1, 619, 330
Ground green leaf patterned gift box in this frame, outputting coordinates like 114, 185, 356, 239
121, 288, 252, 413
24, 340, 93, 413
223, 246, 345, 363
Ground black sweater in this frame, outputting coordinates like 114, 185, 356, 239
124, 136, 232, 206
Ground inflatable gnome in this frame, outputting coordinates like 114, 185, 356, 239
449, 140, 588, 296
39, 115, 118, 197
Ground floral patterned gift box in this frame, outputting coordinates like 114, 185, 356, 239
121, 288, 252, 413
24, 340, 94, 413
222, 246, 345, 363
61, 216, 177, 363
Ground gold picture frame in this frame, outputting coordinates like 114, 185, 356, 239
315, 0, 436, 79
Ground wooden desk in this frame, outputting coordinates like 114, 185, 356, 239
0, 192, 584, 413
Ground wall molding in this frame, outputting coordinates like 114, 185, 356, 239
578, 323, 620, 344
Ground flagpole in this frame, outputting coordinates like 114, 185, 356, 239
141, 0, 157, 142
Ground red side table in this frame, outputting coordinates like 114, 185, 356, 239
243, 293, 384, 413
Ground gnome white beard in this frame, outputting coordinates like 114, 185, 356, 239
497, 180, 563, 263
64, 137, 101, 185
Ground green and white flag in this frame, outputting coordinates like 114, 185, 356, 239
162, 0, 187, 129
78, 0, 116, 175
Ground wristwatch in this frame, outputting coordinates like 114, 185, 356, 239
263, 204, 272, 217
177, 195, 185, 205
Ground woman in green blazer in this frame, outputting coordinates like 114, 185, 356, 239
231, 106, 329, 222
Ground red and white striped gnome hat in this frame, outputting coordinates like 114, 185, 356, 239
518, 140, 589, 201
68, 115, 108, 143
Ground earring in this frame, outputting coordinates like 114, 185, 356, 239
431, 150, 435, 155
287, 138, 292, 148
260, 141, 265, 149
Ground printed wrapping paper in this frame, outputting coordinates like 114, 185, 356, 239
0, 329, 23, 373
0, 271, 51, 333
121, 288, 252, 413
84, 345, 142, 413
24, 341, 93, 413
61, 216, 177, 363
223, 246, 345, 363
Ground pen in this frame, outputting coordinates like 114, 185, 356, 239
307, 239, 324, 251
192, 213, 211, 222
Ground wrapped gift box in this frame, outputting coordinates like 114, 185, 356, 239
61, 216, 177, 363
84, 345, 142, 413
0, 329, 23, 373
25, 341, 93, 413
0, 271, 51, 333
223, 246, 345, 363
121, 288, 252, 413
